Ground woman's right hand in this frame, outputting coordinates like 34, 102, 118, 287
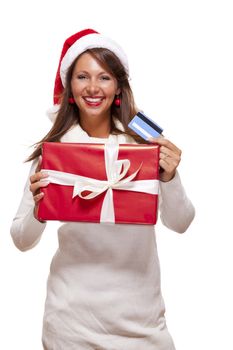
29, 156, 49, 220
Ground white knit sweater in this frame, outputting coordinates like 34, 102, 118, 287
11, 124, 195, 350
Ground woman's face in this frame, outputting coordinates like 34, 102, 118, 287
71, 52, 120, 121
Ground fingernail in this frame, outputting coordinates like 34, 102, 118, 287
41, 172, 49, 178
41, 180, 50, 186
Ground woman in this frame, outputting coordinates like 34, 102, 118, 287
11, 29, 195, 349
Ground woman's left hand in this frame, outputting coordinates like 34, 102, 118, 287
149, 137, 182, 182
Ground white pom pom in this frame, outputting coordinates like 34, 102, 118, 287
46, 104, 60, 123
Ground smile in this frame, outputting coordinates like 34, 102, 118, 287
83, 96, 105, 106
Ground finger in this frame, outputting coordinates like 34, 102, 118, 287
150, 137, 181, 154
159, 158, 170, 171
30, 156, 47, 184
30, 180, 50, 195
160, 146, 181, 162
33, 192, 44, 204
148, 135, 164, 144
159, 139, 181, 154
160, 152, 171, 163
30, 170, 48, 185
159, 155, 180, 172
159, 160, 177, 182
159, 160, 175, 180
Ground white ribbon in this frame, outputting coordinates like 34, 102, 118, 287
41, 143, 159, 223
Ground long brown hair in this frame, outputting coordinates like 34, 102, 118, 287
27, 48, 145, 162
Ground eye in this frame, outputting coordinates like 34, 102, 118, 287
77, 74, 87, 80
100, 75, 111, 81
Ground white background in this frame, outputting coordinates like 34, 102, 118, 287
0, 0, 232, 349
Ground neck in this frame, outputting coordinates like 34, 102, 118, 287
79, 115, 111, 138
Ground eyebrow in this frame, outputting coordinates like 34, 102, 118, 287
74, 70, 111, 75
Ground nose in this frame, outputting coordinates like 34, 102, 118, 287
86, 78, 100, 95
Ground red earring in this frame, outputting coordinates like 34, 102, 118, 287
69, 97, 75, 104
114, 95, 121, 107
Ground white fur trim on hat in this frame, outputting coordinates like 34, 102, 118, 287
46, 104, 60, 122
60, 33, 129, 87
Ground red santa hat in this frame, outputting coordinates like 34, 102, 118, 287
48, 28, 129, 120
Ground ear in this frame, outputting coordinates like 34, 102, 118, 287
116, 87, 121, 95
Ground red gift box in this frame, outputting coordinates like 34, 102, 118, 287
38, 142, 160, 224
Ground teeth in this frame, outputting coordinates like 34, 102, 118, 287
85, 97, 103, 102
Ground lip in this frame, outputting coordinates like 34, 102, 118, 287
83, 96, 105, 107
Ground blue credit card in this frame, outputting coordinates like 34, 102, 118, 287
128, 112, 163, 141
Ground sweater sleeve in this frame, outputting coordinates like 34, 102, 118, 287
10, 159, 47, 251
159, 171, 195, 233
